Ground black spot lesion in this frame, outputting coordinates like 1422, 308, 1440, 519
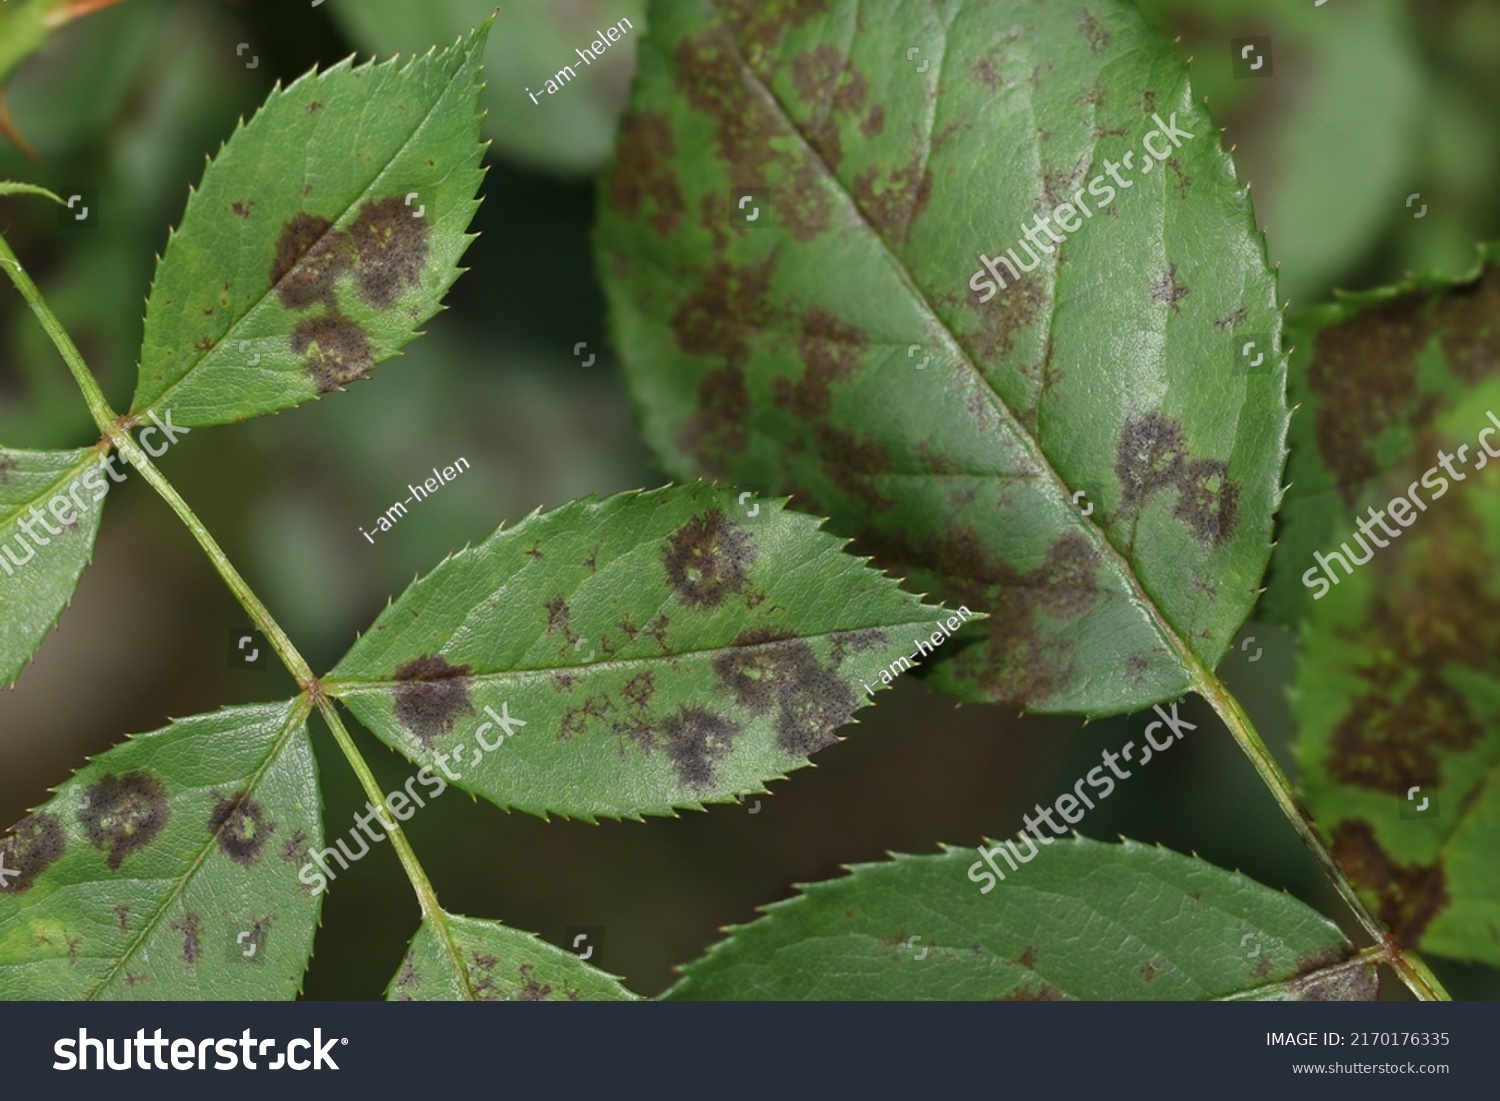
1115, 412, 1240, 549
208, 791, 273, 866
346, 196, 432, 308
170, 912, 201, 966
79, 772, 169, 871
269, 194, 432, 393
392, 654, 475, 748
662, 508, 757, 608
712, 629, 859, 758
661, 706, 743, 789
291, 312, 375, 393
0, 811, 66, 893
271, 213, 347, 310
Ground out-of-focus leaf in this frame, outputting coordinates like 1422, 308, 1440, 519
0, 0, 127, 158
0, 447, 108, 688
663, 839, 1373, 1000
1264, 244, 1500, 624
1293, 379, 1500, 967
599, 0, 1287, 715
1135, 0, 1423, 306
330, 0, 643, 176
327, 483, 953, 820
388, 912, 637, 1001
130, 22, 490, 427
0, 701, 323, 999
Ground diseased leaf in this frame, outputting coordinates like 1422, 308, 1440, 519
327, 483, 953, 820
0, 447, 110, 688
129, 22, 490, 427
330, 0, 644, 176
0, 701, 323, 999
1265, 243, 1500, 624
664, 839, 1374, 1001
1293, 380, 1500, 967
388, 912, 637, 1001
598, 0, 1287, 715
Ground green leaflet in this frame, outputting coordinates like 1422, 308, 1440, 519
330, 0, 644, 176
129, 22, 490, 427
598, 0, 1286, 715
1264, 243, 1500, 625
0, 447, 109, 687
1293, 380, 1500, 967
326, 483, 954, 820
664, 839, 1374, 1001
0, 701, 322, 999
388, 912, 637, 1001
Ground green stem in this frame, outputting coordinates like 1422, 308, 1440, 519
315, 698, 474, 998
0, 234, 117, 437
0, 226, 456, 969
1194, 666, 1452, 1001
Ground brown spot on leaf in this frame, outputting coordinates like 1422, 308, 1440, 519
208, 790, 273, 866
853, 525, 1098, 708
663, 508, 756, 608
544, 596, 570, 635
774, 307, 869, 419
1018, 945, 1039, 969
80, 772, 169, 871
1149, 262, 1189, 313
518, 962, 553, 1000
270, 213, 348, 310
231, 200, 254, 221
830, 627, 888, 665
171, 912, 201, 966
712, 629, 859, 757
813, 424, 895, 512
280, 828, 307, 864
393, 654, 475, 747
1308, 265, 1500, 496
0, 454, 15, 483
1115, 412, 1240, 549
1330, 820, 1447, 945
346, 195, 430, 308
1079, 9, 1111, 52
853, 160, 931, 245
0, 812, 66, 893
607, 111, 685, 237
623, 672, 655, 710
661, 705, 743, 788
674, 29, 831, 240
292, 311, 375, 393
115, 906, 130, 932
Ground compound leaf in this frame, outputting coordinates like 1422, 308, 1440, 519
0, 447, 110, 688
330, 0, 643, 176
664, 838, 1374, 1001
598, 0, 1286, 716
0, 701, 322, 999
1293, 379, 1500, 967
327, 483, 953, 820
129, 22, 490, 427
388, 912, 637, 1001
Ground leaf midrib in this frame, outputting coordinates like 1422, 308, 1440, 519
703, 0, 1207, 697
